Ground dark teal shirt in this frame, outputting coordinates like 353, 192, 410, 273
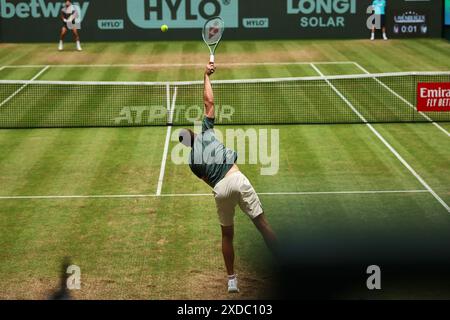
189, 117, 237, 188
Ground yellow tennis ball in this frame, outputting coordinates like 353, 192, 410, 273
161, 24, 168, 32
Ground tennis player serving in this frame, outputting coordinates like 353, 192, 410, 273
178, 62, 278, 293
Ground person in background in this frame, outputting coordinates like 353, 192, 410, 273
371, 0, 388, 41
58, 0, 82, 51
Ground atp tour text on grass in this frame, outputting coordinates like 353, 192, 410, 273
114, 105, 234, 125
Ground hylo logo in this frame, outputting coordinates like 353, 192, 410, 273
242, 18, 269, 29
98, 19, 125, 30
127, 0, 238, 29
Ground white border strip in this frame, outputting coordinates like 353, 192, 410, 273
1, 71, 449, 86
1, 61, 356, 69
0, 66, 49, 108
352, 62, 450, 137
311, 63, 450, 213
0, 190, 429, 200
156, 85, 177, 196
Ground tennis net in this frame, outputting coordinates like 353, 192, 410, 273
0, 72, 449, 128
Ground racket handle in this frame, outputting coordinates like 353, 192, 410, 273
209, 54, 215, 64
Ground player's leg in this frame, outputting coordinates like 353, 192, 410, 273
236, 172, 278, 254
221, 225, 239, 293
59, 27, 67, 51
371, 15, 378, 40
221, 226, 235, 275
72, 28, 82, 51
381, 14, 387, 40
252, 213, 278, 256
214, 179, 239, 293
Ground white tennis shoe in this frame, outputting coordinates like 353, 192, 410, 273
58, 41, 63, 51
76, 41, 82, 51
227, 276, 239, 293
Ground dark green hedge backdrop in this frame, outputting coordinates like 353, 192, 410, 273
0, 0, 444, 42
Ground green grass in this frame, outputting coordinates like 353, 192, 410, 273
0, 39, 450, 299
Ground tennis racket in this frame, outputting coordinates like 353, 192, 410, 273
202, 16, 224, 64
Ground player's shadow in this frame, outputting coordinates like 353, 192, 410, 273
48, 256, 73, 300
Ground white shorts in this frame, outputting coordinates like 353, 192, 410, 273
212, 171, 263, 226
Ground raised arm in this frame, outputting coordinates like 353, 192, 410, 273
204, 62, 216, 118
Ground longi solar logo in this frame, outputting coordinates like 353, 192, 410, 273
127, 0, 239, 29
172, 126, 280, 176
287, 0, 357, 28
417, 83, 450, 112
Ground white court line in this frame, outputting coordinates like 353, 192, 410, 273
1, 61, 356, 69
311, 63, 450, 213
161, 190, 430, 197
156, 85, 177, 196
352, 62, 450, 137
310, 64, 368, 122
0, 190, 430, 200
0, 66, 49, 108
0, 66, 5, 71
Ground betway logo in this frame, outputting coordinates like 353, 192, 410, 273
0, 0, 89, 19
127, 0, 239, 29
287, 0, 356, 14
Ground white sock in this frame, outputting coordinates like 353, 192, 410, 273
59, 40, 63, 45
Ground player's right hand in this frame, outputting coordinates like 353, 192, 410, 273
205, 63, 216, 76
